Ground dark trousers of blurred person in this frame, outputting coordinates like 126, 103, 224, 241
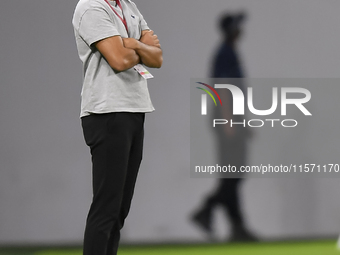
192, 132, 257, 241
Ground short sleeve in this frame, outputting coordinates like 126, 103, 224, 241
129, 1, 149, 31
78, 7, 121, 46
140, 17, 149, 31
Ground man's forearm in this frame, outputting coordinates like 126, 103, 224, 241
135, 42, 163, 68
123, 38, 163, 68
95, 37, 141, 72
120, 48, 141, 71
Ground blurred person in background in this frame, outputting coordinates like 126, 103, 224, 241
191, 12, 256, 242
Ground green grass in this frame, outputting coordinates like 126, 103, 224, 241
1, 240, 339, 255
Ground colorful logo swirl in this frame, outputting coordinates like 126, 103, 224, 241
196, 82, 223, 106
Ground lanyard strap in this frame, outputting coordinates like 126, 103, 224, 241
104, 0, 129, 33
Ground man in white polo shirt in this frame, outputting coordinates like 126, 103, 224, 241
72, 0, 162, 254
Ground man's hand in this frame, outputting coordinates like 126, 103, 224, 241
140, 30, 161, 48
122, 38, 140, 50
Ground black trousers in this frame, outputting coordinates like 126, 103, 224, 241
81, 112, 145, 255
206, 133, 247, 224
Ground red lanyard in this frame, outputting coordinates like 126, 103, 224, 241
104, 0, 129, 33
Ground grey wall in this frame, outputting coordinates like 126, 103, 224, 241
1, 0, 340, 245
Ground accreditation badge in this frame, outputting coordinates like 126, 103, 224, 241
134, 64, 154, 79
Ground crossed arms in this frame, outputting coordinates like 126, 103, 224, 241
94, 30, 163, 72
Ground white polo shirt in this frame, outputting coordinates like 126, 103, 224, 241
72, 0, 155, 117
